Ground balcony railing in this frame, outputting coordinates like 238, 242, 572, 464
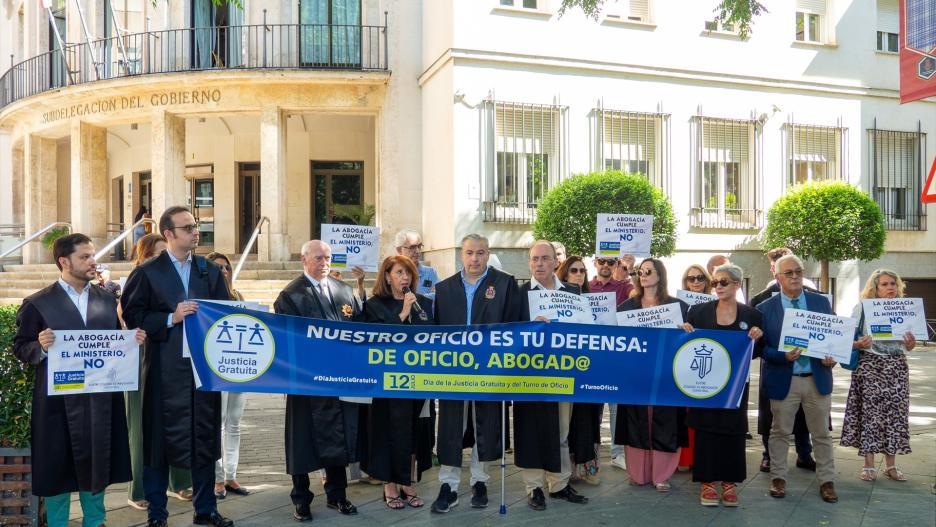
689, 207, 763, 229
0, 22, 388, 110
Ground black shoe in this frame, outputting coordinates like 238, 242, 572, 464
146, 521, 167, 527
431, 483, 458, 514
193, 511, 234, 527
470, 482, 488, 508
760, 454, 770, 473
225, 484, 250, 496
527, 488, 546, 511
796, 456, 817, 471
292, 504, 312, 523
326, 499, 357, 515
549, 485, 588, 504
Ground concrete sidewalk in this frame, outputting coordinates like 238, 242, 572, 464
82, 348, 936, 526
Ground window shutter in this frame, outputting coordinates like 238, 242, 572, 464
796, 0, 826, 14
495, 104, 557, 154
701, 119, 748, 162
791, 126, 838, 162
877, 0, 899, 34
603, 112, 656, 161
629, 0, 650, 22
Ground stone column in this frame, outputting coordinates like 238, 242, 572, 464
259, 107, 290, 261
151, 110, 187, 220
23, 135, 58, 264
11, 139, 24, 225
70, 121, 108, 246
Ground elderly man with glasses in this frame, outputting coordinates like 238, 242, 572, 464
588, 255, 633, 306
395, 229, 440, 299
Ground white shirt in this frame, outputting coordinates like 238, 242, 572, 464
530, 273, 563, 291
58, 278, 91, 325
304, 272, 332, 303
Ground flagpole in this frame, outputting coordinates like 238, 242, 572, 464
500, 400, 507, 515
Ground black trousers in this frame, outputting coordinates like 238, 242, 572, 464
290, 466, 347, 505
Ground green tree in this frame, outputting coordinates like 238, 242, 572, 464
533, 170, 677, 257
762, 181, 886, 292
0, 305, 32, 448
560, 0, 768, 39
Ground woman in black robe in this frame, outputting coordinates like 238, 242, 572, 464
615, 258, 689, 491
683, 263, 764, 507
360, 255, 434, 510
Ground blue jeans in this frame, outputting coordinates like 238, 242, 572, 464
45, 491, 105, 527
144, 463, 216, 521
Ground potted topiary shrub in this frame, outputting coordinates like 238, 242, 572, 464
0, 304, 39, 526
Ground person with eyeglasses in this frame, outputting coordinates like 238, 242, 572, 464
615, 258, 689, 492
588, 256, 632, 305
395, 229, 440, 299
681, 265, 712, 295
757, 254, 839, 504
682, 263, 764, 507
121, 206, 236, 527
611, 254, 636, 287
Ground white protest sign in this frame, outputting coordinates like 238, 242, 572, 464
778, 308, 857, 364
616, 303, 684, 329
527, 290, 592, 324
862, 298, 928, 341
584, 292, 617, 325
595, 214, 653, 258
321, 224, 380, 272
677, 289, 717, 306
47, 330, 139, 395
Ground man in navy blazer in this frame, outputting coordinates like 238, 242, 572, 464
757, 254, 838, 504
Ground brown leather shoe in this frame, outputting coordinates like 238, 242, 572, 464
819, 482, 838, 503
769, 478, 786, 498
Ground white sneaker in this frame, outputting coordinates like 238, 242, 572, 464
611, 455, 627, 470
127, 499, 148, 510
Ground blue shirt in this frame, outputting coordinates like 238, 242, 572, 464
166, 251, 193, 327
460, 266, 490, 325
417, 262, 440, 298
780, 290, 811, 374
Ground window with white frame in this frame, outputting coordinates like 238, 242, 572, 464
690, 117, 761, 228
877, 0, 899, 52
482, 100, 567, 223
500, 0, 540, 9
605, 0, 651, 23
784, 123, 848, 187
595, 108, 669, 193
796, 0, 825, 43
704, 19, 736, 33
869, 127, 927, 230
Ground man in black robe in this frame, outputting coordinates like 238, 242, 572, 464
273, 239, 362, 522
515, 240, 589, 510
13, 233, 141, 527
121, 206, 233, 527
430, 234, 522, 514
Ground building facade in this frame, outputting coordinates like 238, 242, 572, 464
0, 0, 934, 314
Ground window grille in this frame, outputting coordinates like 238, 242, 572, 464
783, 122, 848, 187
593, 106, 670, 195
869, 123, 927, 231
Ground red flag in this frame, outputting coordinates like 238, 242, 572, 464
899, 0, 936, 104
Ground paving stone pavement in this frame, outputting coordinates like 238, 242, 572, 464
75, 348, 935, 526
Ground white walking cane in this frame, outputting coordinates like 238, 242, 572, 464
500, 400, 507, 514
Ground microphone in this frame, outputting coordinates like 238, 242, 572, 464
402, 286, 425, 315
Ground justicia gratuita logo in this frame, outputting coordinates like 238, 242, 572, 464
672, 338, 731, 399
204, 314, 275, 382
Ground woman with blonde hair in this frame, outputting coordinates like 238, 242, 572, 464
841, 269, 917, 482
681, 264, 712, 294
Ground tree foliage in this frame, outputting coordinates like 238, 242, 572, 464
762, 181, 886, 264
0, 305, 32, 448
560, 0, 768, 39
533, 170, 677, 258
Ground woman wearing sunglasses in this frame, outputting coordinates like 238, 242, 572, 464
557, 256, 590, 294
682, 263, 764, 507
681, 265, 712, 294
615, 258, 689, 492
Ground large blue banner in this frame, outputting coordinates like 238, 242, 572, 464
185, 302, 754, 408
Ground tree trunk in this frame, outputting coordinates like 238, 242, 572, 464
819, 260, 830, 293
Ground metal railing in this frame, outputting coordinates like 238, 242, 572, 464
0, 19, 389, 109
94, 218, 157, 261
232, 216, 269, 285
689, 207, 763, 229
0, 222, 72, 260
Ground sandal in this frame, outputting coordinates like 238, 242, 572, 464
383, 492, 405, 510
401, 489, 424, 508
884, 466, 908, 481
655, 481, 671, 492
859, 467, 877, 481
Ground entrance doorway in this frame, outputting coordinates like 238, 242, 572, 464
311, 161, 364, 239
138, 171, 152, 213
187, 164, 214, 253
238, 162, 261, 253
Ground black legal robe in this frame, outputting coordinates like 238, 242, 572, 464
359, 294, 434, 485
13, 283, 132, 496
273, 274, 363, 475
513, 281, 599, 473
433, 266, 523, 466
614, 297, 690, 453
120, 251, 231, 469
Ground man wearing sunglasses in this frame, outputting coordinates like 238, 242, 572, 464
122, 206, 235, 527
588, 255, 633, 305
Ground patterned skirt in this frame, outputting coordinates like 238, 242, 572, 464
840, 353, 911, 455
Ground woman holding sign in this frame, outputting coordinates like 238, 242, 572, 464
683, 264, 764, 507
841, 269, 917, 482
615, 258, 689, 491
361, 255, 434, 509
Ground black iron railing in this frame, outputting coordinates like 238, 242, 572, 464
0, 22, 388, 109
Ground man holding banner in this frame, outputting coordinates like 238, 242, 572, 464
515, 241, 592, 510
13, 233, 143, 527
273, 240, 363, 521
121, 206, 234, 527
758, 254, 839, 504
430, 234, 522, 514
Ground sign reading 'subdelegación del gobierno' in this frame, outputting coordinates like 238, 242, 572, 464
41, 89, 223, 123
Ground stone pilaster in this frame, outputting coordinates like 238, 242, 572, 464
70, 121, 108, 245
24, 135, 58, 264
150, 110, 187, 222
259, 107, 290, 261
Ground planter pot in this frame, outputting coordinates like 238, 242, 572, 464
0, 447, 38, 527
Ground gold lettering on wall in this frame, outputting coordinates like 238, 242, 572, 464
41, 89, 222, 124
